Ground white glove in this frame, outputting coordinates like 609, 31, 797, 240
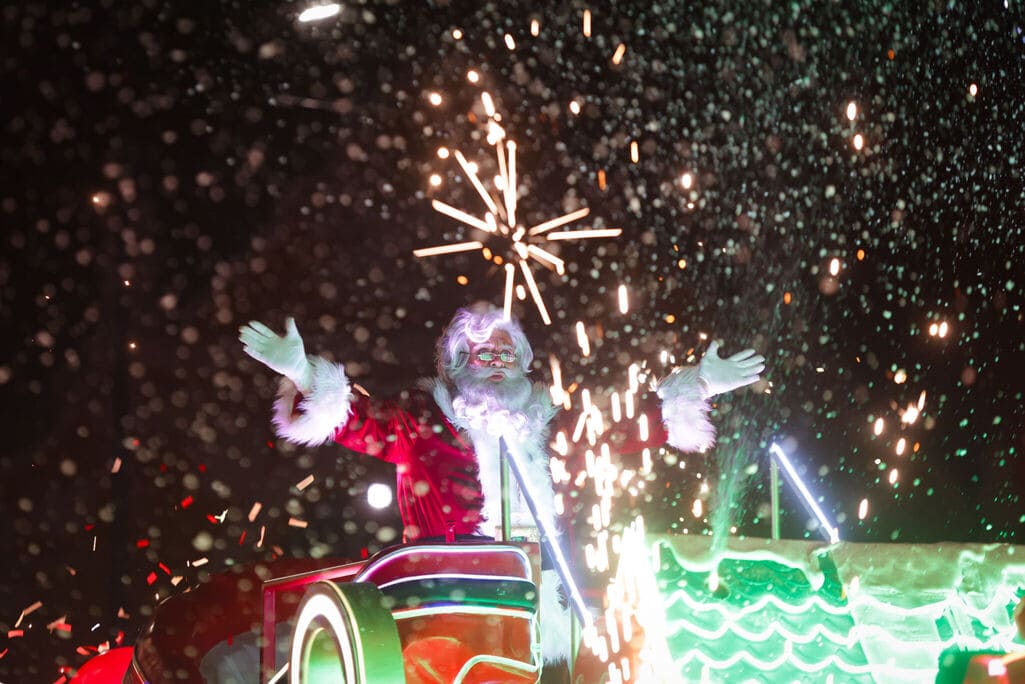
239, 317, 314, 393
697, 341, 765, 398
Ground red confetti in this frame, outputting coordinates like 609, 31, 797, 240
84, 524, 95, 531
7, 630, 24, 638
266, 441, 275, 448
136, 539, 149, 548
238, 530, 247, 545
146, 572, 157, 585
360, 547, 369, 559
158, 563, 171, 575
198, 463, 207, 473
180, 495, 194, 509
206, 514, 219, 524
0, 648, 7, 658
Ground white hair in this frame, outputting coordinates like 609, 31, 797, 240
436, 307, 533, 385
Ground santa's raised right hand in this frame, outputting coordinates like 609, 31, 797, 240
239, 317, 313, 392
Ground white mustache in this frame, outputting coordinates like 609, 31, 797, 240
468, 365, 515, 380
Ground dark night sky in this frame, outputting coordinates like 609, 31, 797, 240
1, 0, 1024, 678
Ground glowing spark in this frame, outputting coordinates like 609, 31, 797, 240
428, 92, 442, 106
519, 259, 551, 325
504, 33, 516, 50
430, 199, 494, 233
549, 356, 566, 406
480, 92, 496, 118
873, 417, 884, 436
413, 241, 484, 257
570, 100, 581, 115
451, 28, 463, 40
547, 228, 623, 241
583, 9, 592, 37
417, 113, 619, 324
612, 43, 627, 65
505, 141, 517, 227
576, 321, 591, 357
896, 438, 906, 455
298, 3, 340, 23
630, 140, 639, 163
681, 172, 694, 189
467, 69, 480, 83
527, 207, 590, 236
846, 101, 858, 121
618, 284, 629, 314
526, 245, 565, 274
969, 83, 978, 96
491, 264, 510, 321
852, 133, 865, 150
530, 19, 540, 36
692, 499, 703, 518
829, 258, 840, 276
454, 150, 500, 215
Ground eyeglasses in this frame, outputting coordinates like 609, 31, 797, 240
473, 350, 517, 363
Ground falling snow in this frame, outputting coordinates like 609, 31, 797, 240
1, 0, 1024, 679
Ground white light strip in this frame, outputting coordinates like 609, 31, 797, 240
502, 436, 593, 628
518, 260, 552, 325
769, 443, 840, 544
526, 207, 590, 236
357, 544, 531, 584
453, 653, 540, 684
393, 605, 534, 621
413, 241, 484, 257
526, 245, 565, 274
377, 572, 530, 590
546, 228, 623, 241
431, 200, 495, 233
454, 150, 500, 216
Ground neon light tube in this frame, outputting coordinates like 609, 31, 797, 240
769, 443, 840, 544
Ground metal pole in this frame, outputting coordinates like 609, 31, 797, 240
770, 458, 780, 540
499, 437, 591, 627
500, 441, 512, 542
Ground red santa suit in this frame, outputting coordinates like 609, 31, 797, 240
269, 356, 715, 664
271, 357, 716, 543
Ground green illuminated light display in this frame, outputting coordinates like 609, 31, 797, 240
640, 535, 1025, 683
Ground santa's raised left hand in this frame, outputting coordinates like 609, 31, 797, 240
697, 341, 765, 398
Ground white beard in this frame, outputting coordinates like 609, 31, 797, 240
430, 368, 560, 539
449, 365, 536, 436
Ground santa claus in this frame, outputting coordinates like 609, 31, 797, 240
239, 306, 765, 664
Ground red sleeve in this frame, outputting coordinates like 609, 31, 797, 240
330, 393, 419, 465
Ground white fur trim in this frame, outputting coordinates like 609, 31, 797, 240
539, 568, 572, 664
430, 379, 561, 536
271, 356, 352, 446
657, 366, 716, 453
